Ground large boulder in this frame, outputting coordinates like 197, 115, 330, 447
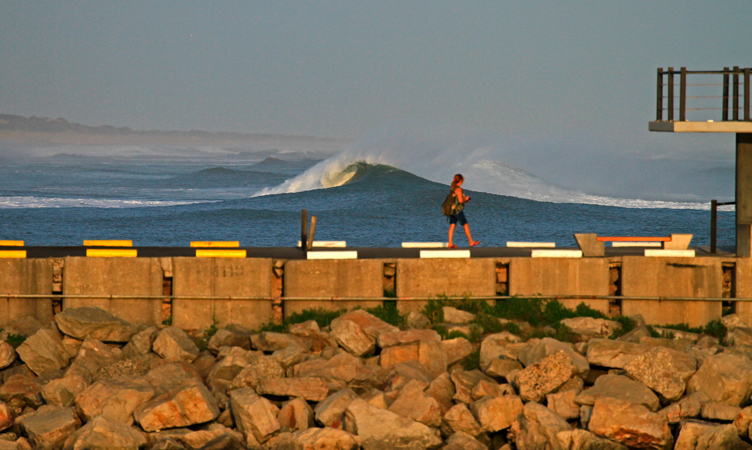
377, 330, 441, 349
479, 332, 522, 370
55, 306, 137, 342
514, 350, 577, 403
687, 353, 752, 407
62, 415, 147, 450
229, 387, 281, 445
153, 327, 200, 363
518, 338, 589, 377
576, 374, 661, 412
554, 429, 628, 450
470, 395, 524, 433
75, 376, 155, 425
440, 431, 487, 450
41, 375, 89, 408
588, 397, 673, 450
442, 307, 476, 324
510, 402, 572, 450
387, 380, 443, 427
278, 397, 315, 432
251, 332, 309, 352
337, 310, 399, 340
451, 370, 496, 404
296, 352, 362, 383
624, 346, 697, 403
16, 328, 69, 376
256, 377, 329, 402
586, 339, 647, 369
380, 341, 447, 379
293, 427, 361, 450
0, 373, 42, 411
122, 326, 157, 359
0, 401, 14, 432
343, 399, 442, 450
441, 404, 484, 439
314, 388, 358, 428
330, 318, 376, 357
207, 327, 252, 354
229, 354, 285, 391
547, 389, 581, 420
65, 338, 124, 382
560, 317, 619, 338
134, 381, 220, 432
659, 391, 708, 424
17, 406, 81, 449
441, 337, 475, 366
0, 341, 15, 370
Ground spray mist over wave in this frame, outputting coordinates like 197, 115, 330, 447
254, 121, 730, 211
0, 196, 199, 209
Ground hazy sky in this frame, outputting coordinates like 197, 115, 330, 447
1, 1, 750, 160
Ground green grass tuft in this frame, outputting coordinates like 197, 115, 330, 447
4, 333, 26, 349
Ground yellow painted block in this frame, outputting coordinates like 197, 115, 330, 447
196, 249, 247, 258
84, 240, 133, 247
0, 241, 24, 246
0, 250, 26, 258
86, 249, 138, 257
190, 241, 240, 248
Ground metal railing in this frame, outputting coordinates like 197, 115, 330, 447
656, 67, 751, 122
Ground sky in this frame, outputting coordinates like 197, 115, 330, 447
1, 1, 750, 163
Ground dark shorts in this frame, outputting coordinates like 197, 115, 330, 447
449, 211, 468, 226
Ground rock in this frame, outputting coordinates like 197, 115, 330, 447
696, 423, 752, 450
296, 352, 362, 383
383, 361, 432, 394
65, 338, 124, 382
251, 332, 308, 352
278, 397, 314, 432
343, 399, 442, 450
729, 327, 752, 347
62, 415, 147, 450
0, 374, 42, 411
41, 375, 88, 407
687, 353, 752, 407
0, 402, 13, 432
122, 326, 157, 358
586, 338, 647, 369
659, 391, 708, 424
674, 420, 720, 450
701, 402, 742, 422
441, 404, 484, 438
292, 427, 361, 450
442, 307, 476, 324
470, 395, 524, 432
485, 358, 523, 381
471, 379, 513, 400
735, 406, 752, 436
0, 317, 43, 341
149, 437, 185, 450
576, 374, 661, 412
207, 328, 251, 355
450, 370, 496, 404
257, 377, 329, 402
229, 388, 280, 445
547, 390, 580, 420
75, 376, 156, 425
15, 328, 68, 376
179, 425, 242, 450
380, 341, 448, 379
406, 312, 430, 330
588, 397, 673, 450
314, 388, 358, 428
17, 406, 81, 449
623, 346, 697, 402
206, 353, 251, 385
153, 327, 200, 363
723, 314, 749, 330
440, 338, 475, 366
330, 319, 376, 357
388, 380, 442, 427
197, 432, 245, 450
560, 317, 619, 338
479, 332, 522, 370
134, 381, 220, 432
554, 429, 628, 450
514, 350, 577, 403
518, 338, 589, 377
0, 342, 15, 370
377, 330, 441, 349
442, 431, 487, 450
362, 389, 391, 409
55, 306, 137, 342
229, 355, 285, 391
146, 361, 204, 396
338, 310, 399, 340
509, 402, 572, 450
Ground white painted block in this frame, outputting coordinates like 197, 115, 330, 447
307, 251, 358, 260
611, 242, 662, 247
507, 242, 556, 248
531, 250, 582, 258
420, 250, 471, 259
402, 242, 447, 248
644, 249, 695, 257
297, 241, 347, 248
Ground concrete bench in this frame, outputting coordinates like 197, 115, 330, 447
574, 233, 693, 257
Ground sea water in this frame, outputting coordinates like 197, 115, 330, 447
0, 128, 736, 248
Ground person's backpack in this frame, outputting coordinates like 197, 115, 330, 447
441, 192, 455, 216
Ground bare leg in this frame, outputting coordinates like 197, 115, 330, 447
448, 223, 456, 247
463, 224, 479, 246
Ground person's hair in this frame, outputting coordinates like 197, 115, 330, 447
451, 174, 464, 191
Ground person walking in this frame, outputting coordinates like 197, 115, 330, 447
447, 174, 480, 248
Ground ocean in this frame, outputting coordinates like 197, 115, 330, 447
0, 126, 737, 249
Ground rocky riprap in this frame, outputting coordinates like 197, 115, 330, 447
1, 306, 752, 449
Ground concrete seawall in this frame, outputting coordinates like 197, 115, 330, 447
0, 255, 747, 329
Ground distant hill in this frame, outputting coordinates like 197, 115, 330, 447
0, 114, 351, 148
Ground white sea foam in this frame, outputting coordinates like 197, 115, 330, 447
253, 127, 733, 211
0, 196, 198, 209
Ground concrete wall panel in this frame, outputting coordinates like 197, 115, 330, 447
283, 259, 383, 316
508, 258, 611, 314
63, 257, 163, 325
621, 257, 722, 327
173, 257, 273, 331
0, 259, 53, 327
396, 258, 496, 313
735, 258, 752, 326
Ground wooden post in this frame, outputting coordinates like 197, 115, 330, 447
734, 66, 740, 121
306, 216, 317, 250
680, 67, 687, 121
723, 67, 730, 122
657, 68, 663, 121
711, 199, 718, 254
667, 67, 674, 121
301, 209, 308, 249
745, 68, 751, 122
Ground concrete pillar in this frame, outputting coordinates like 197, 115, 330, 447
172, 258, 273, 332
735, 258, 752, 326
737, 133, 752, 257
0, 259, 53, 327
